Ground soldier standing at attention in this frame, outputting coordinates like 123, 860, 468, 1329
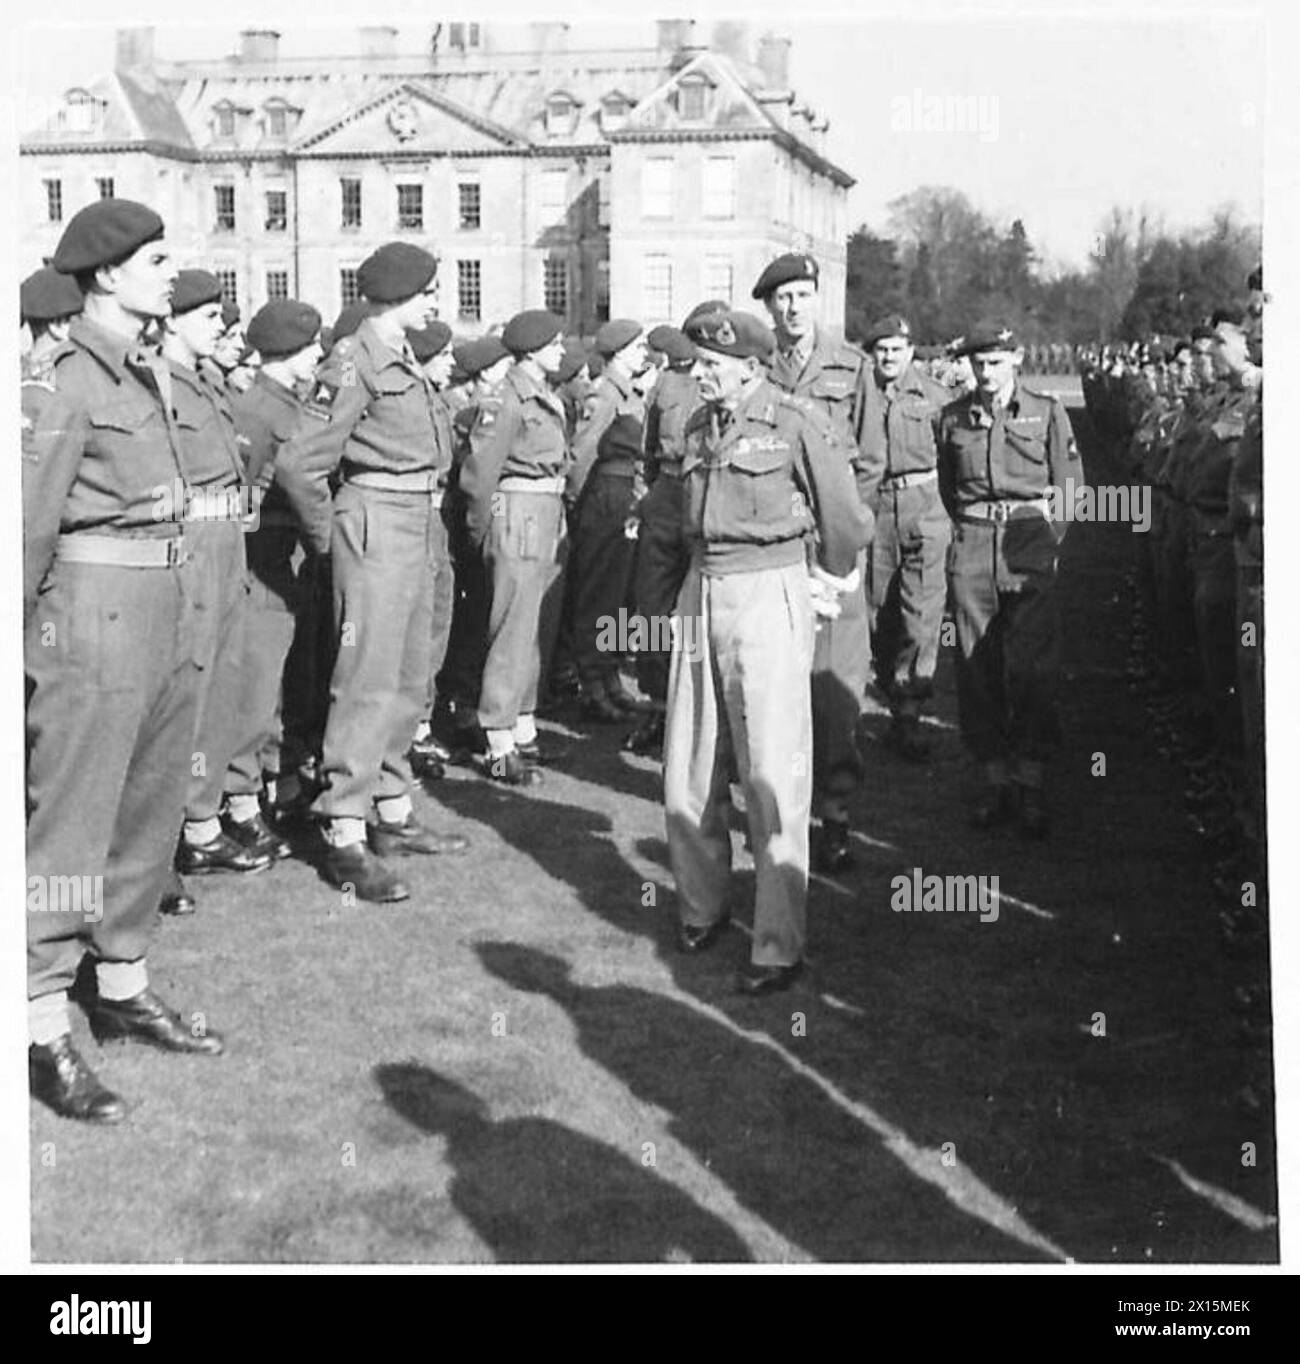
20, 266, 82, 378
666, 310, 872, 994
435, 336, 514, 755
566, 319, 651, 721
854, 314, 953, 761
404, 320, 459, 778
162, 270, 277, 881
624, 318, 711, 756
26, 200, 225, 1124
459, 310, 570, 784
754, 252, 873, 873
936, 324, 1083, 837
277, 243, 470, 904
222, 300, 325, 831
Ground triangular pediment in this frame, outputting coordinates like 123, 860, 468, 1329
625, 52, 769, 135
297, 81, 521, 155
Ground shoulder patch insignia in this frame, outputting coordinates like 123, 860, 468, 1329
308, 379, 340, 412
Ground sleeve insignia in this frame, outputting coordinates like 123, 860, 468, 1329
308, 379, 340, 412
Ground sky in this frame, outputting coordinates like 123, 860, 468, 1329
7, 2, 1267, 271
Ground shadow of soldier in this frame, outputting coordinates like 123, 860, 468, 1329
473, 940, 1055, 1263
372, 1061, 751, 1264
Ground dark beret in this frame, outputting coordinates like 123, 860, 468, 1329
692, 309, 775, 361
246, 300, 322, 358
646, 324, 695, 366
170, 269, 224, 316
1170, 338, 1193, 358
552, 338, 590, 385
502, 309, 564, 356
453, 335, 512, 378
1211, 306, 1245, 330
1190, 323, 1216, 343
594, 318, 643, 357
681, 299, 730, 340
407, 320, 454, 363
863, 313, 913, 347
751, 252, 819, 300
220, 300, 241, 330
957, 322, 1021, 356
357, 242, 438, 304
20, 266, 83, 323
51, 199, 165, 274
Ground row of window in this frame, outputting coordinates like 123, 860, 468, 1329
43, 176, 113, 222
641, 255, 734, 320
42, 159, 737, 233
212, 179, 484, 235
641, 156, 735, 220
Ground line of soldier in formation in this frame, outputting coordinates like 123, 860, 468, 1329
1079, 288, 1268, 1085
24, 194, 1124, 1126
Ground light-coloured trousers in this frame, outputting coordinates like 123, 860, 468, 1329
664, 559, 815, 968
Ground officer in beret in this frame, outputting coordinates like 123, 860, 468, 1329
209, 299, 248, 394
855, 313, 953, 765
277, 242, 470, 903
20, 265, 82, 377
435, 335, 515, 754
25, 199, 225, 1123
551, 339, 593, 437
623, 318, 708, 755
566, 319, 651, 721
403, 320, 459, 777
222, 299, 325, 838
277, 300, 376, 789
158, 270, 275, 887
753, 251, 874, 872
667, 309, 872, 993
936, 323, 1083, 836
458, 309, 570, 783
543, 338, 596, 709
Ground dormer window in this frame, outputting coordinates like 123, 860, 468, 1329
544, 92, 579, 138
677, 73, 711, 122
214, 101, 238, 139
600, 91, 632, 134
448, 22, 481, 51
63, 88, 103, 135
262, 97, 298, 141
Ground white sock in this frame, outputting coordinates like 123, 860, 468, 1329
96, 957, 149, 1002
29, 991, 71, 1047
513, 713, 538, 745
375, 794, 413, 826
486, 728, 516, 758
323, 817, 367, 848
226, 793, 261, 823
184, 816, 222, 847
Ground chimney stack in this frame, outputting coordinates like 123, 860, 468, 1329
657, 20, 694, 60
359, 26, 398, 59
114, 27, 155, 73
238, 30, 280, 64
756, 32, 791, 92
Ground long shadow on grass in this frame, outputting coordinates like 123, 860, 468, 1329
373, 1062, 752, 1263
473, 941, 1049, 1262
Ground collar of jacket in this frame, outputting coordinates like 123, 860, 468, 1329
68, 314, 153, 382
601, 364, 635, 401
509, 362, 565, 415
355, 316, 420, 373
252, 369, 299, 407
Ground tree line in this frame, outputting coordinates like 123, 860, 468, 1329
845, 186, 1261, 347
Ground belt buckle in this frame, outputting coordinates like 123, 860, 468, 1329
992, 501, 1010, 524
166, 536, 186, 566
